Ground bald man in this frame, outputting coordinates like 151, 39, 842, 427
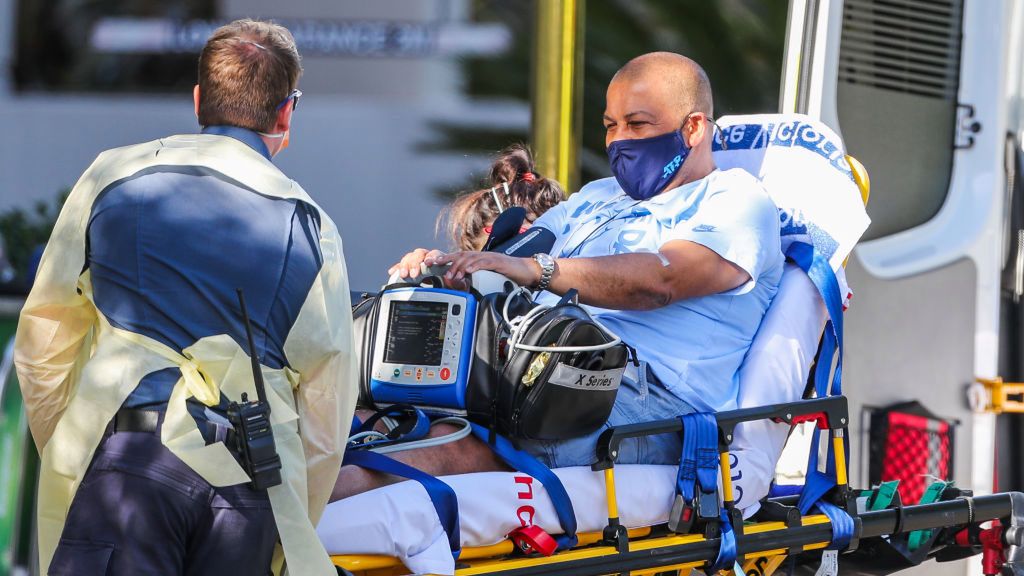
335, 52, 782, 499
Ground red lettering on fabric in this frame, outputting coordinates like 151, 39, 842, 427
514, 476, 534, 499
517, 505, 536, 527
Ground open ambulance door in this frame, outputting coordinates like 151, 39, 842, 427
778, 2, 1015, 573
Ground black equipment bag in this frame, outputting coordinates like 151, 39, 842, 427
351, 289, 379, 407
468, 289, 629, 441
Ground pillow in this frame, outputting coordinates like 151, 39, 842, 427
713, 113, 870, 271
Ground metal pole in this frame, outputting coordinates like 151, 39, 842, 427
531, 0, 586, 196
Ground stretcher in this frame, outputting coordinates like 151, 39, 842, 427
327, 395, 1024, 576
326, 116, 1024, 575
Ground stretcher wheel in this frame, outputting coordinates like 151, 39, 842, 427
508, 525, 558, 556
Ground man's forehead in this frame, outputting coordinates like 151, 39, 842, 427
606, 76, 679, 116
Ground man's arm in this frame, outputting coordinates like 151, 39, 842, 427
15, 280, 97, 451
14, 154, 111, 451
547, 241, 748, 309
432, 240, 747, 311
435, 177, 778, 309
284, 223, 358, 524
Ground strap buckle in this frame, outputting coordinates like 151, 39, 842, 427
668, 493, 696, 533
668, 489, 720, 534
698, 487, 722, 520
509, 525, 558, 557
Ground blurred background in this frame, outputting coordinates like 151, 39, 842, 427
4, 1, 1024, 575
0, 0, 786, 291
0, 4, 791, 568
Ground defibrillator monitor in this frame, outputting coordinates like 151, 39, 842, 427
369, 287, 476, 413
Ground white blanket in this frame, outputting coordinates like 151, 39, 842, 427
320, 466, 676, 575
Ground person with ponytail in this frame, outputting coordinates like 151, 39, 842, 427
438, 144, 564, 252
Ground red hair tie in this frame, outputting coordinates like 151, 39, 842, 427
484, 225, 530, 235
520, 172, 536, 183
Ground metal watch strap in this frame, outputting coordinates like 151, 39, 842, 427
534, 253, 555, 291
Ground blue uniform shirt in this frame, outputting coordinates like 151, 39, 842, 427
87, 126, 322, 414
533, 169, 783, 413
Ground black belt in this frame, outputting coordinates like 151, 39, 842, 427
110, 408, 235, 447
110, 408, 160, 433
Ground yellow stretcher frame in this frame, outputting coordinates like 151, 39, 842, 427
973, 377, 1024, 414
333, 515, 833, 576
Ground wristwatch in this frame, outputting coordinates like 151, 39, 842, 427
533, 253, 556, 291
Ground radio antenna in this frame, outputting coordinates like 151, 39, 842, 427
236, 288, 270, 406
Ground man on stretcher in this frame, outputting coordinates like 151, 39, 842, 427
332, 51, 783, 500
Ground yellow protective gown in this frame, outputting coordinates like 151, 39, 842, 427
14, 133, 357, 575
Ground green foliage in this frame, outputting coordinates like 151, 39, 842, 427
430, 0, 787, 192
0, 190, 67, 282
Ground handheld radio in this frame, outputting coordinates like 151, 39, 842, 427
228, 288, 283, 490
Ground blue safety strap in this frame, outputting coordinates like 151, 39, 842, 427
675, 413, 739, 571
348, 406, 433, 451
468, 424, 579, 549
787, 241, 842, 514
709, 510, 738, 572
343, 449, 462, 558
785, 241, 855, 551
357, 405, 432, 442
816, 501, 855, 550
785, 242, 844, 399
676, 413, 719, 501
799, 434, 839, 514
767, 484, 803, 498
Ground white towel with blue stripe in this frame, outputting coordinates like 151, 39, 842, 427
712, 113, 871, 270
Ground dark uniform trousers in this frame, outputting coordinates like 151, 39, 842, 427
48, 413, 279, 575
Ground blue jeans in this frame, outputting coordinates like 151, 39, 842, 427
521, 361, 696, 468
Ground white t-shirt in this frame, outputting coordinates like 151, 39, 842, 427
533, 169, 783, 413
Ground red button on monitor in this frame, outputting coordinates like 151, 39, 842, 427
440, 368, 451, 380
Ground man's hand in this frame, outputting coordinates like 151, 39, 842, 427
388, 248, 446, 280
432, 251, 542, 287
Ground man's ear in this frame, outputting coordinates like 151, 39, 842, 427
273, 100, 293, 134
685, 114, 709, 148
193, 85, 201, 119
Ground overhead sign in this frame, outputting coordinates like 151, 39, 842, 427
91, 18, 511, 58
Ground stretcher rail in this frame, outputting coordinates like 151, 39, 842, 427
592, 396, 848, 470
418, 493, 1022, 576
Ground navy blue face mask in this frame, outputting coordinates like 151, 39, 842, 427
607, 122, 692, 201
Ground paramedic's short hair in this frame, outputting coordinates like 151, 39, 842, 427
197, 19, 302, 132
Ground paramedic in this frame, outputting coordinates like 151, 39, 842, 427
15, 20, 356, 575
334, 52, 782, 499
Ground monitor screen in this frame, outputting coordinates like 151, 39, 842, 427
384, 300, 448, 366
